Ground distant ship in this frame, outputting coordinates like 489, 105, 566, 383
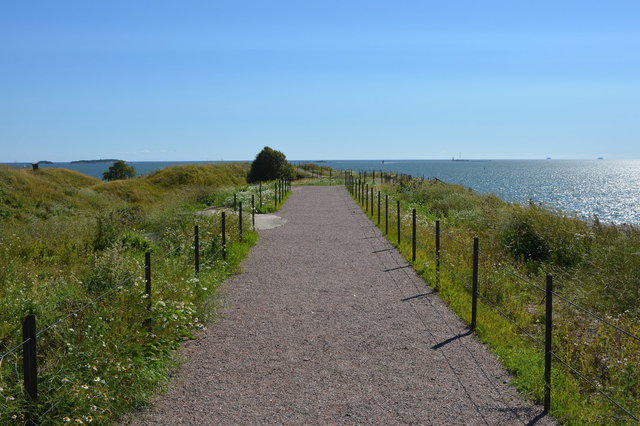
546, 157, 552, 160
597, 157, 604, 160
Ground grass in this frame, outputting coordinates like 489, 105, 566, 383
0, 163, 292, 424
346, 172, 640, 424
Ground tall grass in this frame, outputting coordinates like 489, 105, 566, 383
349, 173, 639, 424
0, 163, 270, 424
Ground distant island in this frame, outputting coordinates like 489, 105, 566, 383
71, 159, 122, 164
37, 160, 53, 164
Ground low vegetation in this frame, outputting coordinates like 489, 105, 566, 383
345, 171, 639, 424
0, 163, 287, 424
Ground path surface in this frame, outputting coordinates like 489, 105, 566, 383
128, 186, 552, 425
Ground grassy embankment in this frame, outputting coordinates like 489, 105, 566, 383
0, 163, 288, 424
344, 171, 639, 424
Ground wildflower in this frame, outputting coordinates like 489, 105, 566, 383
63, 417, 71, 422
75, 419, 84, 423
6, 396, 15, 401
68, 328, 75, 333
81, 384, 89, 390
11, 415, 17, 420
62, 378, 71, 382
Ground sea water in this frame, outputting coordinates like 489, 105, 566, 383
4, 159, 639, 224
316, 159, 640, 225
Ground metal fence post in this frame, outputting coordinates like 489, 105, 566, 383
544, 274, 553, 412
22, 314, 37, 426
412, 208, 416, 262
365, 184, 369, 211
370, 188, 374, 216
377, 191, 381, 224
471, 237, 479, 329
396, 200, 401, 245
435, 220, 440, 291
222, 212, 227, 260
239, 201, 243, 241
194, 225, 199, 275
385, 194, 389, 234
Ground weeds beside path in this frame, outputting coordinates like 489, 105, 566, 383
127, 186, 552, 425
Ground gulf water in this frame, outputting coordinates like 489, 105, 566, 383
317, 159, 640, 225
4, 159, 639, 225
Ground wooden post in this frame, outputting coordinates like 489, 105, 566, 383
544, 274, 554, 412
412, 209, 417, 262
435, 220, 440, 291
252, 194, 255, 230
22, 314, 37, 426
471, 237, 479, 329
396, 200, 401, 245
239, 202, 243, 241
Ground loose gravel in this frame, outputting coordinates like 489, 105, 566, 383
126, 186, 553, 425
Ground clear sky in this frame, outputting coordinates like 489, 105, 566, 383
1, 0, 639, 162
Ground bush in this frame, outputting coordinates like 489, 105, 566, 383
247, 147, 294, 183
103, 161, 136, 181
501, 210, 549, 262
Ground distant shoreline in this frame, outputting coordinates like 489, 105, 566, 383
70, 159, 121, 164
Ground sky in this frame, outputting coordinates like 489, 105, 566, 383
1, 0, 639, 162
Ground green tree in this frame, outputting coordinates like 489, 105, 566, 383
102, 161, 136, 181
247, 146, 294, 183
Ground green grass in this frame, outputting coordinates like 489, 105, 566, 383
347, 174, 640, 424
0, 163, 294, 424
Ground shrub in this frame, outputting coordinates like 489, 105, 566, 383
103, 161, 136, 181
501, 210, 549, 262
247, 147, 294, 183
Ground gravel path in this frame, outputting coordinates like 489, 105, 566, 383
127, 186, 553, 425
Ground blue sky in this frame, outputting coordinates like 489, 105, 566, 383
1, 0, 639, 161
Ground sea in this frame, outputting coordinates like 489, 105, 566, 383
3, 159, 639, 225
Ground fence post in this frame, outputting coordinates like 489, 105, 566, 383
259, 182, 263, 209
233, 193, 237, 212
365, 184, 369, 211
544, 274, 553, 412
22, 314, 37, 426
222, 212, 227, 260
471, 237, 479, 329
274, 182, 278, 209
194, 225, 200, 275
396, 200, 401, 245
239, 202, 243, 241
385, 194, 389, 234
370, 188, 374, 216
435, 220, 440, 291
377, 191, 381, 225
412, 208, 416, 262
252, 194, 255, 230
145, 251, 151, 310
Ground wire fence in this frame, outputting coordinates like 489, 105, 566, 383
0, 181, 291, 425
346, 170, 640, 422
